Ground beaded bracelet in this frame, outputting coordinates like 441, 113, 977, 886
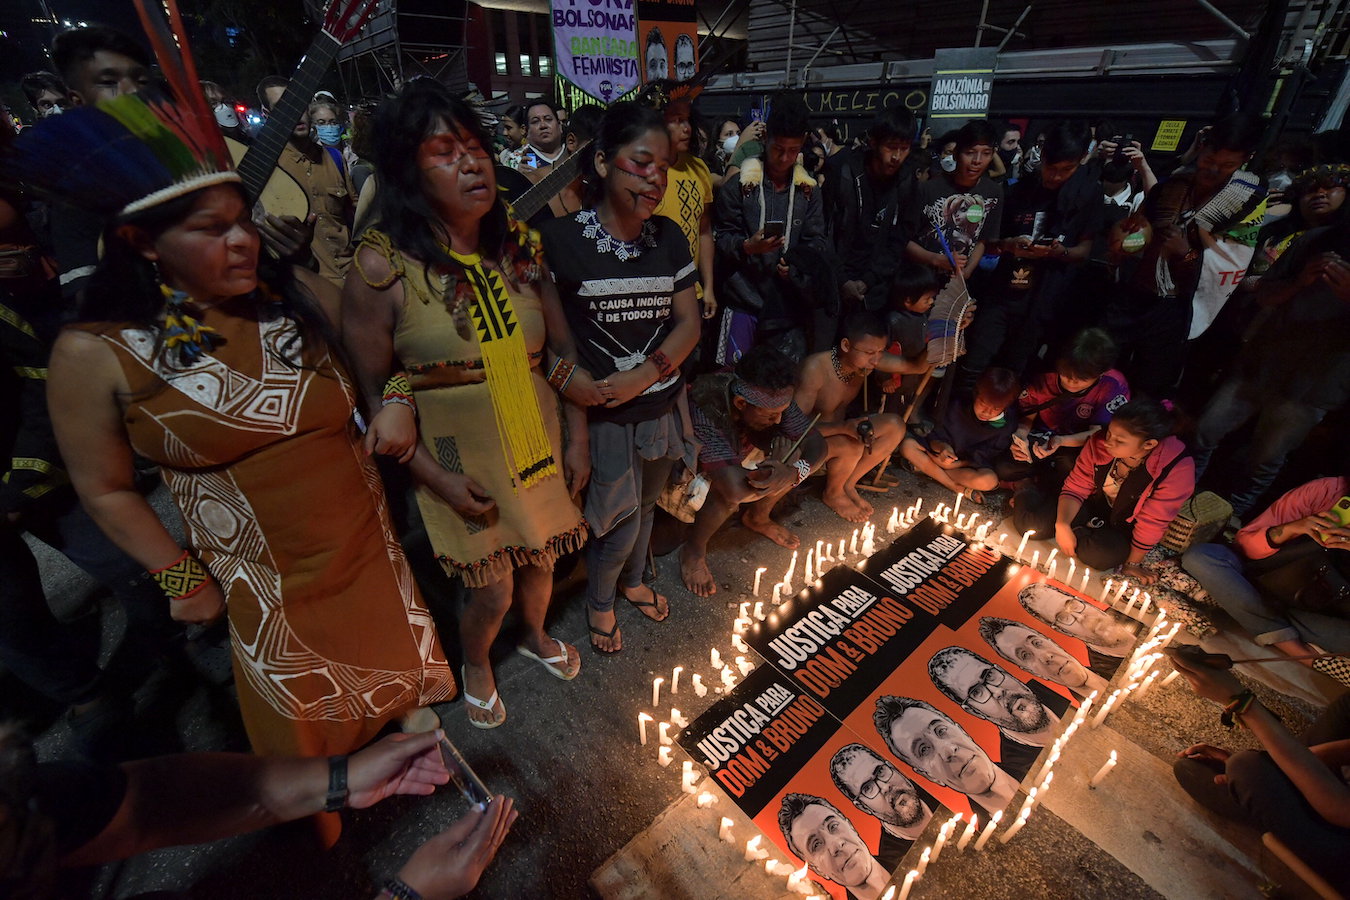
380, 876, 424, 900
547, 357, 576, 393
1220, 689, 1256, 729
793, 458, 812, 484
149, 549, 210, 602
648, 349, 677, 380
381, 372, 416, 413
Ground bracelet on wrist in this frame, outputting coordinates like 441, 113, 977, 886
381, 372, 416, 414
381, 876, 424, 900
324, 754, 349, 812
547, 357, 577, 393
1220, 689, 1257, 729
149, 549, 211, 602
648, 349, 677, 381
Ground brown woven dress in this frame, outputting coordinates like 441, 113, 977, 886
84, 300, 455, 759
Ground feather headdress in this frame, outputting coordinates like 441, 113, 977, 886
1, 0, 236, 217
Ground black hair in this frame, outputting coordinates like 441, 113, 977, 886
51, 26, 150, 86
524, 98, 559, 121
645, 26, 666, 49
889, 261, 940, 306
581, 101, 668, 206
1101, 157, 1133, 184
766, 92, 811, 141
841, 311, 887, 345
504, 104, 529, 129
977, 615, 1019, 649
873, 696, 946, 770
20, 71, 67, 106
829, 743, 883, 803
1042, 120, 1091, 166
567, 103, 605, 144
778, 793, 848, 859
81, 183, 333, 375
370, 79, 510, 276
975, 367, 1019, 407
1058, 327, 1117, 381
868, 104, 916, 144
1202, 112, 1262, 155
953, 119, 998, 153
349, 103, 378, 161
735, 344, 798, 391
929, 646, 1001, 707
255, 75, 289, 110
1110, 399, 1181, 442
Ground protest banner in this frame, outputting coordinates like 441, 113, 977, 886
550, 0, 639, 103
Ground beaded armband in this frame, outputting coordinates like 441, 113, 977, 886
547, 357, 577, 393
648, 349, 677, 380
793, 458, 812, 484
150, 549, 210, 601
381, 372, 416, 412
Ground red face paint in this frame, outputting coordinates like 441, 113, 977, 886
417, 129, 490, 172
612, 155, 663, 181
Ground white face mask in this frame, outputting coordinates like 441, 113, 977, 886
214, 103, 239, 128
940, 155, 957, 173
41, 105, 65, 118
722, 134, 739, 155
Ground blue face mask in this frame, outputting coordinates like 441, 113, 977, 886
314, 123, 343, 146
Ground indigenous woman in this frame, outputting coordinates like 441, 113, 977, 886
540, 102, 702, 653
343, 81, 591, 727
10, 80, 454, 793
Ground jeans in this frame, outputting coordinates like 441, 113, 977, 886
0, 492, 178, 705
585, 455, 675, 614
1173, 692, 1350, 892
1182, 542, 1350, 652
1191, 378, 1328, 518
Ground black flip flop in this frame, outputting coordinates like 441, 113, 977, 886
587, 613, 622, 654
623, 584, 670, 622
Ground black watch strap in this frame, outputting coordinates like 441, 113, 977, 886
324, 754, 349, 812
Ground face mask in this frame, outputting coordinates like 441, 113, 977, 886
1268, 170, 1293, 192
213, 103, 239, 128
722, 135, 739, 155
940, 155, 957, 173
315, 124, 343, 146
41, 105, 64, 118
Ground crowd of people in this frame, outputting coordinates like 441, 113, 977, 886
2, 15, 1350, 898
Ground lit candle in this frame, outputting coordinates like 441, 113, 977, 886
718, 817, 734, 843
1160, 669, 1180, 687
1017, 787, 1037, 820
744, 835, 769, 861
913, 498, 924, 518
670, 708, 688, 728
735, 655, 754, 676
897, 870, 920, 900
1091, 690, 1121, 728
1162, 622, 1181, 647
1100, 578, 1115, 602
720, 666, 736, 688
1030, 549, 1040, 571
1032, 771, 1053, 809
1089, 750, 1118, 788
952, 491, 964, 521
771, 861, 796, 877
999, 809, 1031, 844
916, 845, 932, 876
1048, 558, 1058, 580
753, 602, 765, 621
957, 813, 979, 850
671, 666, 683, 694
681, 760, 695, 792
1046, 548, 1058, 566
1114, 580, 1128, 602
785, 550, 798, 585
805, 549, 815, 582
692, 674, 707, 697
837, 539, 845, 560
753, 567, 767, 596
638, 712, 652, 745
771, 584, 783, 606
998, 532, 1008, 548
1080, 569, 1090, 592
697, 791, 715, 808
850, 529, 859, 555
739, 602, 750, 619
816, 540, 826, 564
1066, 558, 1076, 582
657, 746, 672, 766
973, 810, 1002, 851
888, 507, 899, 532
787, 864, 808, 894
658, 722, 672, 746
931, 814, 958, 862
652, 677, 664, 707
710, 648, 721, 669
731, 634, 748, 653
1133, 670, 1160, 700
1016, 530, 1035, 558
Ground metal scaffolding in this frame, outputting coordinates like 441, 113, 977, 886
330, 0, 470, 100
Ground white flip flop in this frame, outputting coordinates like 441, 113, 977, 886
461, 666, 506, 729
516, 638, 581, 681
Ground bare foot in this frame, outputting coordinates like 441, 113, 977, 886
743, 512, 800, 548
622, 583, 670, 621
823, 489, 869, 523
845, 484, 875, 517
462, 662, 505, 727
587, 607, 622, 653
681, 546, 718, 597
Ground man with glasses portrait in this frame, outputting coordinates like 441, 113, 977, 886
1019, 582, 1137, 677
829, 742, 936, 870
928, 646, 1071, 779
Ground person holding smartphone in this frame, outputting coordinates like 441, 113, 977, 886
1181, 472, 1350, 687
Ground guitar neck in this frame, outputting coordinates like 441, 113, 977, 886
236, 33, 340, 201
511, 144, 590, 221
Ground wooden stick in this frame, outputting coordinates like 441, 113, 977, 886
903, 370, 935, 423
780, 413, 821, 462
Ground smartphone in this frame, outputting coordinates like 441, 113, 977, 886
439, 736, 493, 812
763, 220, 786, 239
1328, 495, 1350, 527
1112, 135, 1127, 163
1032, 236, 1055, 247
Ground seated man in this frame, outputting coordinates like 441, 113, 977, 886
778, 793, 893, 900
899, 367, 1020, 503
1019, 583, 1137, 678
874, 695, 1018, 818
927, 645, 1069, 779
978, 616, 1109, 698
1169, 649, 1350, 894
682, 346, 826, 596
829, 742, 935, 871
795, 312, 925, 522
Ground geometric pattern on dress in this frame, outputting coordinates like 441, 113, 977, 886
676, 176, 703, 239
434, 434, 487, 535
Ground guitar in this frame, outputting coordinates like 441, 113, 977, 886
510, 141, 592, 221
226, 0, 377, 219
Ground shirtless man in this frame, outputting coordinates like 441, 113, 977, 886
795, 312, 925, 522
681, 347, 826, 596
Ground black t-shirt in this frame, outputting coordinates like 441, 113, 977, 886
991, 170, 1102, 299
909, 173, 1004, 262
541, 210, 697, 424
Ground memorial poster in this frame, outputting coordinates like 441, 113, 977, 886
636, 0, 698, 83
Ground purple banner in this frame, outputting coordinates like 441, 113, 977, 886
551, 0, 640, 104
